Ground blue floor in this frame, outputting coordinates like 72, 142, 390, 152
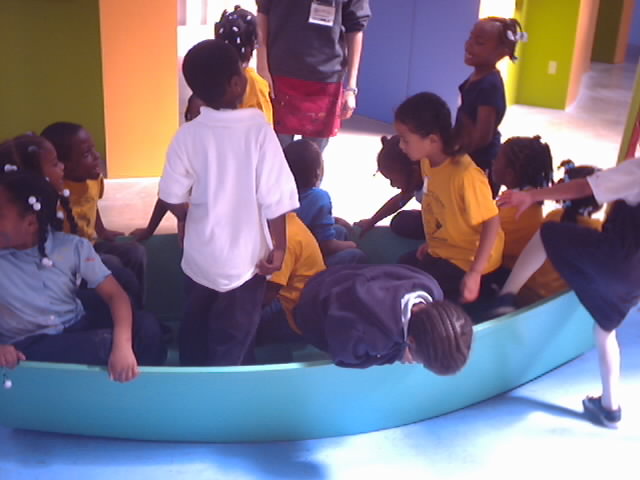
1, 307, 638, 480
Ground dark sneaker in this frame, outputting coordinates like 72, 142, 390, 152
582, 395, 621, 429
486, 293, 518, 319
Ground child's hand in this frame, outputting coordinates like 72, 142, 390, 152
108, 346, 139, 383
257, 248, 285, 276
460, 271, 482, 303
497, 190, 534, 219
416, 243, 429, 261
0, 345, 26, 369
129, 228, 152, 243
100, 229, 125, 242
354, 218, 375, 236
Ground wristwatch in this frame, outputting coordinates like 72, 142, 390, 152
344, 86, 358, 95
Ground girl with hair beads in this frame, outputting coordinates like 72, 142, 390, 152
457, 16, 526, 195
0, 173, 166, 379
355, 135, 425, 240
395, 92, 504, 303
494, 157, 640, 429
215, 5, 273, 123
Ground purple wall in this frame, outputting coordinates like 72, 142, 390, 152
357, 0, 481, 124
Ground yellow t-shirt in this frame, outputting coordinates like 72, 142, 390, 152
241, 67, 273, 125
63, 177, 104, 243
521, 209, 602, 302
499, 202, 544, 269
270, 213, 326, 333
420, 154, 504, 273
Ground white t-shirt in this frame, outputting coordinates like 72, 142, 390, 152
159, 107, 299, 292
587, 157, 640, 206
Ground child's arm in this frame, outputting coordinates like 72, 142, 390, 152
129, 199, 170, 242
95, 276, 139, 382
258, 213, 288, 275
320, 238, 358, 257
0, 345, 26, 369
355, 190, 414, 235
460, 215, 501, 303
163, 202, 189, 245
465, 106, 498, 152
498, 179, 593, 218
96, 208, 125, 242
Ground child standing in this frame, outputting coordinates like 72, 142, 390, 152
496, 157, 640, 428
215, 5, 273, 124
0, 173, 166, 379
283, 139, 366, 266
40, 122, 147, 307
456, 17, 525, 195
355, 135, 425, 240
159, 39, 299, 366
395, 92, 504, 303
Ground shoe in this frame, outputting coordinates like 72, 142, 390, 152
485, 293, 517, 319
582, 395, 621, 429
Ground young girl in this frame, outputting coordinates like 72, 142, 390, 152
0, 173, 166, 379
215, 5, 273, 124
456, 16, 525, 195
496, 157, 640, 428
355, 135, 425, 240
395, 92, 504, 303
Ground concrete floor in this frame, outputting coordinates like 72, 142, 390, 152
1, 60, 640, 479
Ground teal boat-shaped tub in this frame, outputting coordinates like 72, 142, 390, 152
0, 230, 595, 442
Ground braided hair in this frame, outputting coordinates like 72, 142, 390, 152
501, 135, 553, 189
482, 16, 525, 61
408, 300, 473, 375
377, 135, 422, 192
395, 92, 464, 157
214, 5, 257, 64
0, 134, 79, 234
0, 172, 65, 265
558, 160, 602, 223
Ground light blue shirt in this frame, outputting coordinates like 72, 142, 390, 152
0, 231, 111, 344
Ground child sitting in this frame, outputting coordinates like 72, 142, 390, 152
159, 39, 299, 366
40, 122, 147, 307
0, 173, 166, 379
395, 92, 504, 303
284, 139, 366, 266
355, 135, 425, 240
294, 264, 473, 373
215, 5, 273, 124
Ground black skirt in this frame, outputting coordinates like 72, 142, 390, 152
540, 221, 640, 331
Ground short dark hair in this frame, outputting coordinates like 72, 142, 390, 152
377, 135, 412, 173
283, 139, 322, 191
182, 39, 242, 106
214, 5, 257, 64
408, 300, 473, 375
41, 122, 83, 164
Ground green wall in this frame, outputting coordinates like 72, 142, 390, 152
515, 0, 581, 109
0, 0, 105, 155
591, 0, 624, 63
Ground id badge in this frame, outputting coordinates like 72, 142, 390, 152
308, 0, 336, 27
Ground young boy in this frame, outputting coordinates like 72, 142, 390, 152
159, 39, 299, 366
283, 139, 366, 266
294, 264, 474, 373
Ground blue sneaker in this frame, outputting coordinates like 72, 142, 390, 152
582, 396, 621, 429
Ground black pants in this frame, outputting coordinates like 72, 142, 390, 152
180, 274, 266, 366
95, 240, 147, 307
13, 290, 167, 366
398, 249, 466, 301
390, 210, 425, 240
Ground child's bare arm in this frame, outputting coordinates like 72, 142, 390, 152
96, 208, 125, 241
461, 215, 501, 303
0, 345, 26, 369
95, 276, 139, 382
356, 191, 414, 234
466, 106, 497, 152
258, 213, 288, 275
129, 199, 170, 242
498, 178, 593, 217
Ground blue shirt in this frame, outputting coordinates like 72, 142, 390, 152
0, 231, 111, 344
296, 188, 336, 243
456, 70, 506, 171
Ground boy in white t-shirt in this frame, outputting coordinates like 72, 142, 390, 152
159, 39, 299, 366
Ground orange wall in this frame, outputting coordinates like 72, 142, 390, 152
615, 0, 635, 63
99, 0, 178, 178
567, 0, 600, 106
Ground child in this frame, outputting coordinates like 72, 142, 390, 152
495, 157, 640, 428
256, 212, 326, 346
395, 92, 504, 303
456, 17, 525, 195
294, 264, 473, 373
0, 173, 166, 379
492, 135, 553, 270
215, 5, 273, 124
355, 135, 425, 240
283, 139, 367, 266
40, 122, 147, 307
159, 39, 299, 366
